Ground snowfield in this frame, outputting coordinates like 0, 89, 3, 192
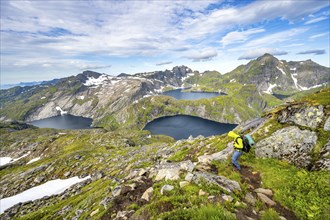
0, 176, 91, 214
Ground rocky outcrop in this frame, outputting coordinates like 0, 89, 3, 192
197, 144, 233, 164
191, 171, 241, 193
278, 105, 324, 128
324, 116, 330, 131
312, 140, 330, 171
150, 160, 195, 181
255, 126, 317, 168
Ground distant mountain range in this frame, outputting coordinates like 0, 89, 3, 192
223, 53, 329, 94
1, 78, 61, 90
0, 54, 329, 129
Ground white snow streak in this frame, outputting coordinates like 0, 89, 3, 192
276, 66, 286, 75
0, 176, 90, 214
55, 106, 68, 115
264, 83, 277, 94
0, 152, 31, 166
0, 157, 12, 166
27, 157, 41, 165
83, 74, 108, 86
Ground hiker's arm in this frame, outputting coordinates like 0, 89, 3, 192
228, 131, 240, 138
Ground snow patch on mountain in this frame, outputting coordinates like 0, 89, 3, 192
0, 176, 91, 214
27, 157, 41, 165
264, 83, 277, 94
83, 74, 108, 86
55, 106, 67, 115
276, 66, 286, 75
0, 152, 31, 166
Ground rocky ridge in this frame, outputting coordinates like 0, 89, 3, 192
225, 53, 329, 94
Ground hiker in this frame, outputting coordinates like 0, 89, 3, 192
228, 131, 255, 171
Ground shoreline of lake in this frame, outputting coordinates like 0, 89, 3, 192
143, 114, 237, 140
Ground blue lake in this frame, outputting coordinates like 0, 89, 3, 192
30, 115, 93, 130
273, 93, 291, 100
163, 89, 225, 100
143, 115, 237, 140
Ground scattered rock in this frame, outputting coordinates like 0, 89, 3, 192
197, 145, 233, 164
64, 171, 71, 177
245, 192, 256, 205
91, 171, 104, 180
324, 116, 330, 131
112, 186, 122, 197
257, 193, 276, 206
34, 176, 45, 184
312, 140, 330, 171
141, 187, 153, 201
192, 171, 241, 193
179, 181, 190, 188
222, 195, 234, 202
199, 189, 209, 196
74, 155, 82, 160
90, 208, 99, 217
185, 172, 194, 182
153, 160, 195, 181
254, 188, 273, 196
160, 185, 174, 195
114, 210, 135, 220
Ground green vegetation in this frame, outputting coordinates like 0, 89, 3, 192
261, 208, 281, 220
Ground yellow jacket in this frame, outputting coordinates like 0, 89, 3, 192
228, 131, 243, 150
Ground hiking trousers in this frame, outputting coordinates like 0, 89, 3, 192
232, 150, 243, 170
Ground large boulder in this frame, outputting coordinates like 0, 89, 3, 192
191, 171, 241, 193
197, 144, 233, 164
278, 105, 324, 129
150, 160, 195, 181
255, 126, 317, 168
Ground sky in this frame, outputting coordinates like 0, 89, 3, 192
0, 0, 329, 85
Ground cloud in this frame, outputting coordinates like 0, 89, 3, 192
80, 64, 112, 71
156, 61, 173, 66
238, 48, 288, 60
242, 28, 308, 49
1, 0, 329, 83
297, 50, 326, 55
309, 33, 328, 39
220, 28, 265, 47
185, 48, 218, 62
304, 16, 328, 25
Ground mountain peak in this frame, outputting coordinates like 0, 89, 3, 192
256, 53, 278, 62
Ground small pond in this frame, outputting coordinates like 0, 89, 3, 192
273, 93, 291, 100
143, 115, 237, 140
30, 115, 93, 130
163, 89, 225, 100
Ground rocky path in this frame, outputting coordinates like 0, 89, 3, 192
237, 166, 297, 220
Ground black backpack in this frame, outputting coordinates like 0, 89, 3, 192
235, 135, 252, 153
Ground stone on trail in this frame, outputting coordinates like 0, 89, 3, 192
257, 193, 276, 206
